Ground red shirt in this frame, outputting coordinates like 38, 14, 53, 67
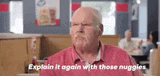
40, 42, 143, 76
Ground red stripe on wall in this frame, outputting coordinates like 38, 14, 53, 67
56, 19, 60, 26
116, 3, 128, 12
72, 4, 81, 12
0, 3, 8, 12
35, 19, 60, 26
35, 20, 39, 26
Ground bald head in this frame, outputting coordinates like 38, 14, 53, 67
72, 7, 102, 24
72, 7, 103, 33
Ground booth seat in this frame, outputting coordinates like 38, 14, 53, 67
149, 49, 159, 76
40, 34, 120, 60
140, 45, 160, 76
0, 34, 120, 76
0, 33, 42, 76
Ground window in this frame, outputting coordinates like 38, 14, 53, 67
10, 1, 23, 34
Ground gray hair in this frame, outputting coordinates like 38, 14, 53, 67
125, 29, 132, 36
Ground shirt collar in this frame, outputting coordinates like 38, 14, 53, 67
125, 38, 133, 42
95, 49, 101, 61
71, 41, 105, 64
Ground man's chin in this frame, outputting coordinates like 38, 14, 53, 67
74, 43, 87, 49
76, 38, 86, 41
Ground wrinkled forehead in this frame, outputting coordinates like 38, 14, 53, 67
128, 31, 132, 34
72, 8, 95, 23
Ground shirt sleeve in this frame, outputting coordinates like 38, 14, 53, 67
118, 40, 124, 49
40, 58, 56, 76
129, 55, 144, 76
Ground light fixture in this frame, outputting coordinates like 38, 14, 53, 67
136, 0, 141, 4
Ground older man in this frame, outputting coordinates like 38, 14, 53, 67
119, 30, 137, 52
40, 7, 143, 76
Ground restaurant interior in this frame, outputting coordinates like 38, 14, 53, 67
0, 0, 160, 76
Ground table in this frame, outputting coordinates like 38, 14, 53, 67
125, 49, 148, 65
17, 74, 39, 76
127, 49, 143, 56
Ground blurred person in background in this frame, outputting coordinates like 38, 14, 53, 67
138, 31, 158, 60
119, 30, 137, 52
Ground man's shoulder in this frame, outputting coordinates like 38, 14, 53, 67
104, 45, 129, 56
119, 38, 126, 43
104, 45, 125, 51
104, 45, 132, 63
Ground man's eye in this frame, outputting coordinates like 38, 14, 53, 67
83, 24, 90, 26
73, 24, 78, 26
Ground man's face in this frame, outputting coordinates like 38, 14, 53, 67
71, 9, 101, 49
126, 31, 132, 39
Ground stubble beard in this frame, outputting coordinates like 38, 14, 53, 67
74, 33, 89, 50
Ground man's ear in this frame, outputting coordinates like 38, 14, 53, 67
99, 24, 103, 36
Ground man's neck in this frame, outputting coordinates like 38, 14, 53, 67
126, 38, 131, 42
75, 42, 100, 64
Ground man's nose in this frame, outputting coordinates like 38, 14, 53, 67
77, 24, 84, 33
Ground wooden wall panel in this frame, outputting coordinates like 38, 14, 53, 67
40, 35, 120, 59
157, 48, 160, 76
100, 35, 120, 46
156, 42, 160, 76
41, 36, 72, 59
150, 49, 158, 76
0, 39, 28, 76
0, 40, 2, 76
0, 34, 41, 76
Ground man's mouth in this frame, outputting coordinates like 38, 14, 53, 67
76, 36, 84, 39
